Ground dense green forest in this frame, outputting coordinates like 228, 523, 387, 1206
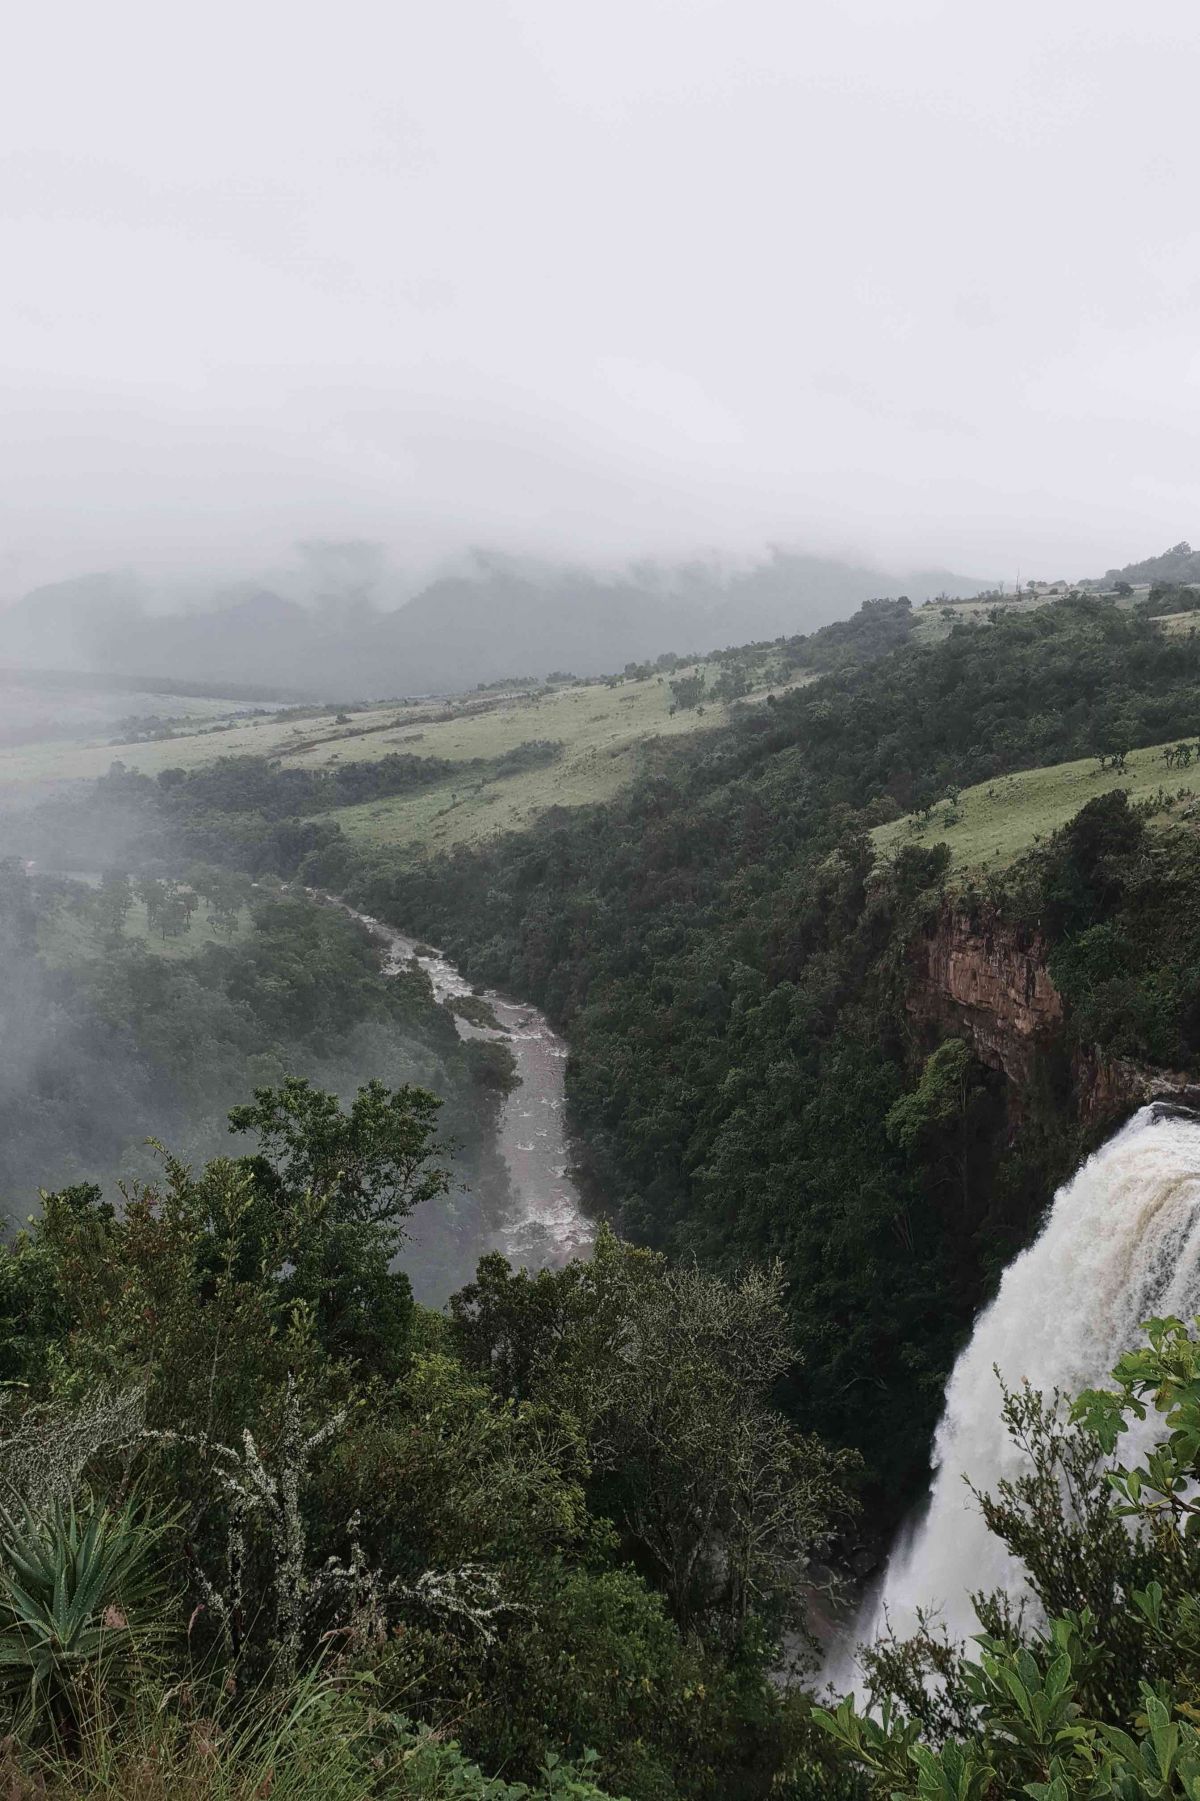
0, 1080, 858, 1798
4, 1081, 1200, 1798
16, 596, 1200, 1515
344, 599, 1200, 1512
6, 592, 1200, 1794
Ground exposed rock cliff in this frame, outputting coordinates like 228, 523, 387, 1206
1074, 1051, 1200, 1128
907, 906, 1200, 1128
905, 907, 1063, 1088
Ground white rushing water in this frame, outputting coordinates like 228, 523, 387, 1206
347, 905, 594, 1271
840, 1103, 1200, 1674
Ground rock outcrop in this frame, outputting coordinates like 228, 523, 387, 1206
1074, 1051, 1200, 1128
906, 906, 1200, 1129
905, 907, 1063, 1088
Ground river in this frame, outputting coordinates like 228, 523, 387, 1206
344, 904, 595, 1273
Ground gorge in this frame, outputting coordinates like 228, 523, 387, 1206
350, 903, 596, 1277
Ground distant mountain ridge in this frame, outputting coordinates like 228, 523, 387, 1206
0, 550, 991, 698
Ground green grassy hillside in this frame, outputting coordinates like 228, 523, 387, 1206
0, 662, 807, 852
0, 668, 736, 790
872, 739, 1200, 874
322, 673, 778, 853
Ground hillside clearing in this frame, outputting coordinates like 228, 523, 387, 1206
871, 740, 1200, 873
37, 893, 252, 965
0, 699, 441, 790
0, 661, 809, 850
1150, 610, 1200, 636
313, 670, 810, 853
0, 668, 722, 793
908, 586, 1159, 646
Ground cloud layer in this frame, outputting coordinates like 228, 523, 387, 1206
2, 1, 1196, 593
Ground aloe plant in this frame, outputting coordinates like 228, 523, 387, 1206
0, 1493, 170, 1735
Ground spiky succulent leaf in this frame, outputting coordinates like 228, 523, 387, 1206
0, 1493, 171, 1732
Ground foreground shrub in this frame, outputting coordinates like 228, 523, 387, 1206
0, 1494, 171, 1741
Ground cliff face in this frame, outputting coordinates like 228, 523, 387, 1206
905, 908, 1063, 1089
1073, 1052, 1200, 1128
906, 907, 1200, 1128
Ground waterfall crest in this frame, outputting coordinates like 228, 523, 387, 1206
855, 1104, 1200, 1658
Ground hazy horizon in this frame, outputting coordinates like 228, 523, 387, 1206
4, 1, 1198, 600
0, 539, 998, 617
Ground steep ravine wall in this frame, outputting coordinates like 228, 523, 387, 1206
905, 907, 1063, 1091
906, 906, 1200, 1125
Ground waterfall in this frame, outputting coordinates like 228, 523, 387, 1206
843, 1103, 1200, 1671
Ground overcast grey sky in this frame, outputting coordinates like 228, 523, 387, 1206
2, 0, 1198, 594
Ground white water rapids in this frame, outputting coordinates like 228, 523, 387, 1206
346, 904, 595, 1272
834, 1103, 1200, 1680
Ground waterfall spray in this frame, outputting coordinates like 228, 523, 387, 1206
844, 1104, 1200, 1670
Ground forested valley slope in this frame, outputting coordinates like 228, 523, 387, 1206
5, 591, 1200, 1796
